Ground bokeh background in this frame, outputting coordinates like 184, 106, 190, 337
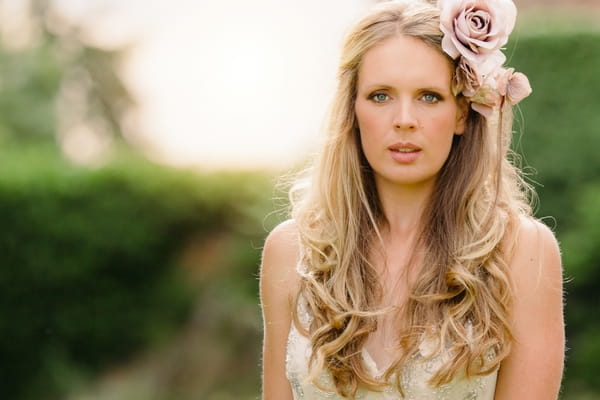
0, 0, 598, 399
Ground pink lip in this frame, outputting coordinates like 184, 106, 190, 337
388, 142, 421, 151
388, 142, 421, 163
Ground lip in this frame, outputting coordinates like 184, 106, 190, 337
388, 142, 421, 163
388, 142, 421, 151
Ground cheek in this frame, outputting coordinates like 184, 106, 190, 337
355, 103, 372, 132
429, 109, 462, 138
356, 112, 381, 157
426, 113, 460, 157
355, 102, 388, 138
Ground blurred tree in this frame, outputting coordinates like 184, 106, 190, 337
0, 0, 135, 162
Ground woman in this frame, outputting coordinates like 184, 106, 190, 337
260, 0, 564, 398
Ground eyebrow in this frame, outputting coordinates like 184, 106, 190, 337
359, 83, 451, 94
420, 86, 451, 94
359, 84, 393, 92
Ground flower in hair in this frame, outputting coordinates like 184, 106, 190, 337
453, 57, 481, 97
438, 0, 531, 117
466, 78, 502, 118
439, 0, 516, 67
496, 67, 532, 105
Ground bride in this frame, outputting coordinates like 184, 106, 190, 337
260, 0, 564, 398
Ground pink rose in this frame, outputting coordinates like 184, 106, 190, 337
439, 0, 516, 69
496, 67, 532, 105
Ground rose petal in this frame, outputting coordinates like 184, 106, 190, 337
441, 34, 461, 59
468, 10, 490, 38
477, 50, 506, 77
439, 0, 468, 59
495, 67, 512, 96
506, 72, 532, 104
491, 0, 517, 38
439, 0, 517, 61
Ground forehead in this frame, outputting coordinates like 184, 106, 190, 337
357, 35, 454, 90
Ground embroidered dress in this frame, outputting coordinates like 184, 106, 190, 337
286, 299, 498, 400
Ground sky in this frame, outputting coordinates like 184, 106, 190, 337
50, 0, 373, 170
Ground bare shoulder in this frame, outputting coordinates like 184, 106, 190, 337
263, 219, 301, 259
260, 219, 302, 303
509, 216, 562, 285
514, 215, 560, 251
260, 220, 302, 399
494, 216, 565, 398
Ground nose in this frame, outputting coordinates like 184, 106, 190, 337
393, 98, 418, 131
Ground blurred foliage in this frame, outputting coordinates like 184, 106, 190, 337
0, 0, 134, 148
0, 1, 278, 399
559, 184, 600, 398
0, 144, 278, 400
506, 33, 600, 398
0, 38, 61, 142
508, 34, 600, 232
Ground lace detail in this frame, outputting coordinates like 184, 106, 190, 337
285, 297, 498, 399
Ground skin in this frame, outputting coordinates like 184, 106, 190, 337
355, 35, 466, 198
260, 220, 300, 400
260, 33, 564, 400
493, 218, 564, 399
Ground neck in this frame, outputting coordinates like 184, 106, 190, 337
376, 178, 434, 239
369, 178, 434, 309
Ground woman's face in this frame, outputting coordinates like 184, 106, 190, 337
355, 34, 467, 192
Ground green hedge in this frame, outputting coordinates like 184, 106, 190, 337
559, 184, 600, 396
507, 33, 600, 397
507, 33, 600, 231
0, 146, 273, 400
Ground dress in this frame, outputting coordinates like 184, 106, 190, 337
286, 299, 498, 400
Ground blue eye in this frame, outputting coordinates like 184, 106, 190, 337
421, 93, 441, 103
370, 93, 389, 103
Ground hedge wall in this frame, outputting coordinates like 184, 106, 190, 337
507, 33, 600, 231
508, 33, 600, 397
0, 146, 273, 400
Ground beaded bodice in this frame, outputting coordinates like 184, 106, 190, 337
285, 299, 498, 399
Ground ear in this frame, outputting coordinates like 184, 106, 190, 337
454, 96, 469, 135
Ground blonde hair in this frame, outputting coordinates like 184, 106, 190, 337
290, 0, 533, 397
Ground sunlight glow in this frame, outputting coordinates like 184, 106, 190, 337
53, 0, 373, 169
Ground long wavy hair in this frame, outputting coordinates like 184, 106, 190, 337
290, 0, 533, 397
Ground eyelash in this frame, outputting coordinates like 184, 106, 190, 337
367, 91, 443, 104
421, 92, 442, 103
369, 92, 389, 103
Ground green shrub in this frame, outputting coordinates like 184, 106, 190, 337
559, 184, 600, 393
507, 33, 600, 231
507, 33, 600, 395
0, 146, 272, 400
